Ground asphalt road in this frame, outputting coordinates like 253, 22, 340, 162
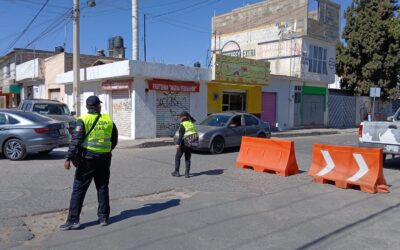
1, 132, 399, 250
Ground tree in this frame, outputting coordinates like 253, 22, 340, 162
336, 0, 400, 100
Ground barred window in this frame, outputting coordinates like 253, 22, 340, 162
308, 45, 328, 75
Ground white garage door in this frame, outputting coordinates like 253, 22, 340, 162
156, 92, 190, 137
112, 90, 131, 137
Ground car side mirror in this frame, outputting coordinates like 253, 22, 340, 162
70, 111, 76, 116
387, 116, 394, 122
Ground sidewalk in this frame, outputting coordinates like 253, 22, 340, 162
116, 128, 358, 149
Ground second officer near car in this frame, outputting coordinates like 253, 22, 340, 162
60, 95, 118, 230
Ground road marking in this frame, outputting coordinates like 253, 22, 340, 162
316, 150, 335, 176
347, 153, 369, 182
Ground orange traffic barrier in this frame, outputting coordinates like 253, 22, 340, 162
236, 136, 299, 176
308, 144, 389, 193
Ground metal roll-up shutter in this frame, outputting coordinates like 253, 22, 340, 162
112, 90, 131, 137
156, 92, 190, 137
303, 94, 324, 126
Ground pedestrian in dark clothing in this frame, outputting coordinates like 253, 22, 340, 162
172, 111, 197, 178
60, 96, 118, 230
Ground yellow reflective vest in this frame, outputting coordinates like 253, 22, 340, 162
182, 120, 197, 138
80, 113, 113, 153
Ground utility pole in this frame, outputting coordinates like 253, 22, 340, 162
73, 0, 81, 116
144, 13, 147, 62
132, 0, 139, 60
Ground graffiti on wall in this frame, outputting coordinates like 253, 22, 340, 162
156, 92, 190, 137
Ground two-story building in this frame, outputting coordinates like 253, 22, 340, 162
211, 0, 340, 129
0, 48, 57, 107
16, 52, 124, 103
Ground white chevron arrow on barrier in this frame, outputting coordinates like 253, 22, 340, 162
348, 153, 369, 182
316, 150, 370, 181
316, 150, 335, 176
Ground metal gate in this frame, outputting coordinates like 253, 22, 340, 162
261, 92, 277, 127
303, 94, 324, 126
329, 95, 356, 128
112, 90, 131, 137
156, 92, 190, 137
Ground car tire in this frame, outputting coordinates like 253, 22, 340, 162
210, 136, 225, 154
258, 132, 267, 138
3, 138, 27, 161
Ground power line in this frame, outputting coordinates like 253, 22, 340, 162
24, 8, 73, 50
1, 0, 50, 54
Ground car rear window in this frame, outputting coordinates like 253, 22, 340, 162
33, 103, 70, 115
15, 112, 53, 122
200, 115, 230, 127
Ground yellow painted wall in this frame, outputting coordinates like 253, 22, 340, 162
208, 82, 261, 114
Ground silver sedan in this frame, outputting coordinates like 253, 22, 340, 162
176, 112, 271, 154
0, 109, 70, 160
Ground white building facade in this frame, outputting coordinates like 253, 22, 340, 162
57, 60, 212, 139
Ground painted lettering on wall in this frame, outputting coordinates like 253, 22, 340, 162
156, 92, 190, 137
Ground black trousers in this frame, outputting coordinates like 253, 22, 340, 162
67, 155, 111, 222
175, 144, 191, 173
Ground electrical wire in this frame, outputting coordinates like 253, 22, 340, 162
24, 8, 73, 49
1, 0, 50, 54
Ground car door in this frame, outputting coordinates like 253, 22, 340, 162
0, 112, 9, 144
224, 115, 245, 147
244, 114, 259, 137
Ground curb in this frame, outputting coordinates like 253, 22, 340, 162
118, 130, 357, 149
272, 131, 339, 138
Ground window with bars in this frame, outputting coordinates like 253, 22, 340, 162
308, 45, 328, 75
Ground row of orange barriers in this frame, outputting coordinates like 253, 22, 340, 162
236, 137, 389, 194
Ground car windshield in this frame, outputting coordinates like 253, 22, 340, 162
200, 115, 230, 127
32, 103, 70, 115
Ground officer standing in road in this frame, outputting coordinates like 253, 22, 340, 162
60, 96, 118, 230
171, 111, 197, 178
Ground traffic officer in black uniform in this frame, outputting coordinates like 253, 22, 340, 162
60, 96, 118, 230
172, 111, 197, 178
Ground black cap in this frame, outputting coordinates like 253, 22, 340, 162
179, 111, 190, 117
86, 96, 102, 106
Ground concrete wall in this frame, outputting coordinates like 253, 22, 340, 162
133, 77, 208, 139
16, 58, 43, 81
212, 0, 308, 37
301, 37, 336, 84
132, 77, 156, 139
263, 75, 297, 130
308, 0, 340, 42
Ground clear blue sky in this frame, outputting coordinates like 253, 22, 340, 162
0, 0, 351, 67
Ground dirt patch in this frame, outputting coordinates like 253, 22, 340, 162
22, 210, 68, 249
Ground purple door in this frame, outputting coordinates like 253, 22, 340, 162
261, 92, 277, 127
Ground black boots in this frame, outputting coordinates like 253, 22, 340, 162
171, 170, 190, 178
171, 171, 179, 177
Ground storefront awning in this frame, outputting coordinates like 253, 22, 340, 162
1, 85, 21, 94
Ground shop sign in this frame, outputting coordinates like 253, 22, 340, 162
213, 54, 270, 85
102, 80, 131, 90
2, 85, 21, 94
148, 80, 200, 92
221, 40, 241, 57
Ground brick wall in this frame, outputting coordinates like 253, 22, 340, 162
212, 0, 308, 35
